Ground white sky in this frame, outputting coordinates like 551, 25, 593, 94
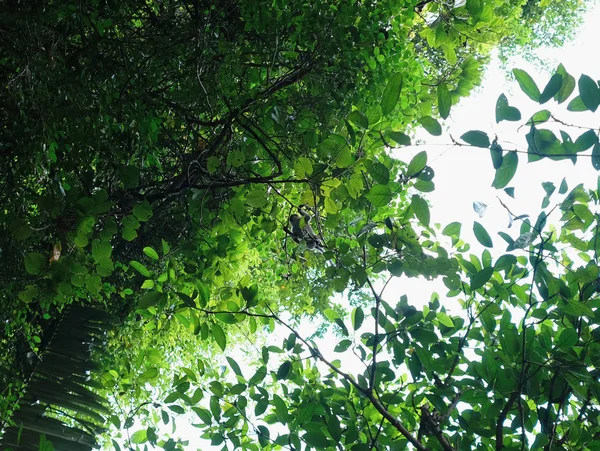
390, 1, 600, 313
133, 4, 600, 449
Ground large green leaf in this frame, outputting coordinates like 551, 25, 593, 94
406, 151, 428, 177
513, 68, 540, 102
411, 195, 430, 227
366, 185, 392, 207
437, 83, 452, 119
473, 222, 493, 248
578, 74, 600, 112
418, 116, 442, 136
381, 73, 404, 116
554, 64, 576, 104
495, 94, 521, 123
539, 74, 562, 104
24, 252, 46, 275
461, 130, 490, 148
492, 152, 518, 189
212, 324, 227, 351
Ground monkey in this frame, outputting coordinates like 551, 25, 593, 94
287, 205, 324, 251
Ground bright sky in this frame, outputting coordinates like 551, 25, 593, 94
151, 4, 600, 449
390, 1, 600, 314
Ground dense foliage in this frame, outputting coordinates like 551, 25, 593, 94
1, 0, 598, 450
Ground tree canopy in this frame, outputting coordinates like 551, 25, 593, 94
0, 1, 598, 451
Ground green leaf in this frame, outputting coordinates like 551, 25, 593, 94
461, 130, 490, 148
133, 200, 153, 222
466, 0, 483, 18
347, 110, 369, 129
369, 162, 390, 184
578, 74, 600, 112
437, 312, 454, 328
574, 129, 598, 152
567, 96, 587, 112
352, 307, 364, 330
411, 195, 430, 227
386, 131, 411, 146
122, 226, 138, 241
513, 68, 540, 102
212, 324, 226, 351
276, 361, 292, 380
18, 285, 39, 303
334, 339, 352, 352
418, 116, 442, 136
336, 147, 354, 168
437, 83, 452, 119
249, 366, 267, 385
139, 291, 162, 309
407, 151, 428, 177
192, 407, 212, 425
143, 246, 159, 260
592, 143, 600, 170
130, 260, 151, 277
495, 94, 521, 123
24, 252, 46, 275
473, 222, 493, 248
303, 431, 332, 449
492, 152, 518, 189
241, 284, 259, 307
366, 185, 392, 207
161, 239, 170, 255
130, 430, 147, 444
526, 110, 551, 126
470, 267, 494, 290
539, 74, 562, 104
442, 222, 461, 238
554, 64, 576, 104
381, 73, 404, 116
246, 190, 268, 208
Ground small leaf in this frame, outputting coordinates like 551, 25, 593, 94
139, 291, 162, 309
276, 361, 292, 380
513, 68, 540, 102
495, 94, 521, 123
386, 131, 411, 145
473, 222, 493, 248
246, 190, 268, 208
470, 267, 494, 290
461, 130, 490, 148
212, 324, 226, 351
418, 117, 442, 136
143, 246, 159, 260
592, 143, 600, 170
406, 151, 428, 177
526, 110, 551, 126
381, 73, 404, 116
366, 185, 392, 207
130, 260, 151, 277
347, 110, 369, 129
411, 195, 430, 227
492, 152, 518, 189
438, 83, 452, 119
24, 252, 46, 275
437, 312, 454, 328
352, 307, 365, 330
